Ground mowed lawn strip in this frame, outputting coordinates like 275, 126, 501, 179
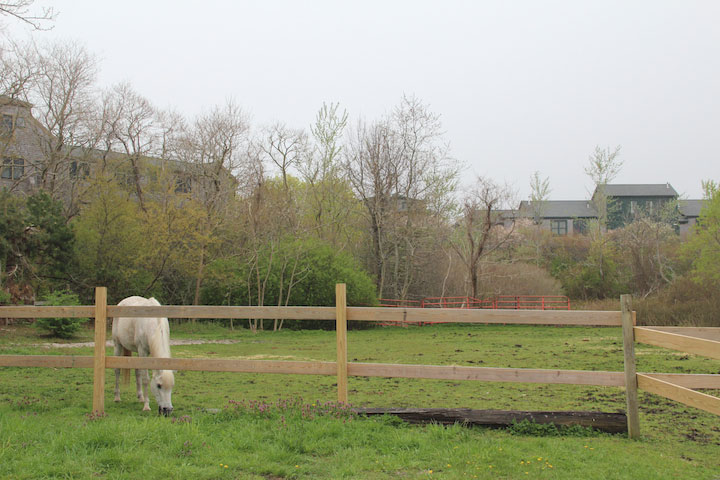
1, 323, 718, 479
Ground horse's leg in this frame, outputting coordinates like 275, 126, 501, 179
113, 343, 123, 402
135, 368, 143, 401
137, 346, 151, 411
141, 368, 151, 411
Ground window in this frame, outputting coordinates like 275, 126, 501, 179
175, 176, 192, 193
550, 219, 568, 236
15, 117, 25, 128
1, 115, 13, 135
1, 158, 25, 180
70, 161, 90, 179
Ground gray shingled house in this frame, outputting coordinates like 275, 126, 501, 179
504, 183, 703, 236
515, 200, 598, 235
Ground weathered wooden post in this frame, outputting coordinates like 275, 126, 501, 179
92, 287, 108, 415
621, 294, 640, 438
335, 283, 348, 404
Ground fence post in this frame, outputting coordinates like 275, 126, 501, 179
621, 294, 640, 439
335, 283, 348, 404
92, 287, 108, 415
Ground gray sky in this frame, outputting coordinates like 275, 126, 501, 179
6, 0, 720, 201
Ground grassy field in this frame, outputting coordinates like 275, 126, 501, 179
0, 321, 718, 479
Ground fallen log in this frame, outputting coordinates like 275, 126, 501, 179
354, 408, 627, 434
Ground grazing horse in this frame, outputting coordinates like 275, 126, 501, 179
112, 296, 174, 416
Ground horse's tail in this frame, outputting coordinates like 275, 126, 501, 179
122, 348, 132, 384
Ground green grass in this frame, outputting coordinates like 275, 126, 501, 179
1, 323, 719, 479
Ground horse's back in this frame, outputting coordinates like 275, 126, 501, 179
112, 296, 165, 353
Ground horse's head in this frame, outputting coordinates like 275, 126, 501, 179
150, 370, 175, 416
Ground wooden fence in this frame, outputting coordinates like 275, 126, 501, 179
1, 286, 718, 439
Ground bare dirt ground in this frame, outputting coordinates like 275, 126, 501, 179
24, 339, 241, 349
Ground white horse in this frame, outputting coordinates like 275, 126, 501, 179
112, 296, 175, 416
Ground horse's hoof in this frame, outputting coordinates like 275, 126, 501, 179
114, 397, 121, 403
142, 405, 151, 411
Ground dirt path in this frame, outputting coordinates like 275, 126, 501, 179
24, 339, 241, 349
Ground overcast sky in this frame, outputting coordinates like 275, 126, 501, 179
5, 0, 719, 201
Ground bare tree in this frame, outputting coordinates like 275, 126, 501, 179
345, 95, 458, 298
177, 100, 251, 307
529, 171, 551, 224
17, 41, 100, 217
260, 122, 307, 191
585, 145, 622, 228
0, 0, 56, 31
102, 82, 159, 211
453, 177, 516, 299
0, 39, 36, 99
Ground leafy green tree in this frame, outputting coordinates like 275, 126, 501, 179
0, 190, 74, 301
684, 180, 720, 285
33, 290, 88, 338
70, 178, 149, 302
202, 237, 377, 329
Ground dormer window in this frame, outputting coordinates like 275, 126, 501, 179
1, 115, 13, 135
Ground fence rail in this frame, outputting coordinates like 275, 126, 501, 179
1, 286, 718, 440
380, 295, 571, 311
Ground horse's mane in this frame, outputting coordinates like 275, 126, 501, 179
145, 298, 171, 359
148, 320, 170, 358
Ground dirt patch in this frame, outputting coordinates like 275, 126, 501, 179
22, 339, 242, 349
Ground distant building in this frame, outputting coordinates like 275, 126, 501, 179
0, 95, 233, 209
678, 199, 705, 237
503, 183, 703, 236
593, 183, 679, 229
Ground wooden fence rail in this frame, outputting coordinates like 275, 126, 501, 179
1, 285, 719, 440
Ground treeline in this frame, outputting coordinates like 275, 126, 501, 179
1, 40, 719, 326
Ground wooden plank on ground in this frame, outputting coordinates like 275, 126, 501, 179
0, 306, 95, 318
637, 374, 720, 416
642, 373, 720, 390
347, 307, 622, 326
106, 305, 336, 320
348, 363, 625, 386
634, 327, 720, 360
0, 355, 93, 368
644, 327, 720, 342
355, 408, 628, 433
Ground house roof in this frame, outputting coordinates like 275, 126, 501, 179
0, 95, 32, 108
595, 183, 678, 198
679, 199, 705, 218
518, 200, 598, 219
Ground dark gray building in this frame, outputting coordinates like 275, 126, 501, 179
505, 183, 703, 236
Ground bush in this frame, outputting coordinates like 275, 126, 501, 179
476, 262, 563, 296
634, 276, 720, 326
33, 291, 88, 338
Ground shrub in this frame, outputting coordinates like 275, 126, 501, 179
634, 276, 720, 326
476, 262, 563, 296
33, 291, 88, 338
